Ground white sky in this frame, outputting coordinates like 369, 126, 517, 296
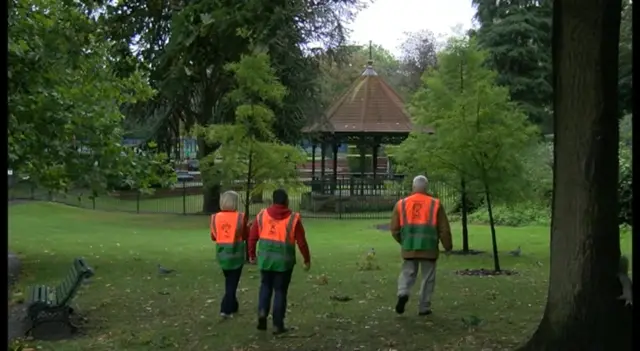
347, 0, 477, 57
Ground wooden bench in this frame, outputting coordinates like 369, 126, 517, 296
26, 258, 94, 336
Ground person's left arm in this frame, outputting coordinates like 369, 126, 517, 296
294, 218, 311, 265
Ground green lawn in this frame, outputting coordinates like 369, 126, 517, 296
8, 203, 632, 351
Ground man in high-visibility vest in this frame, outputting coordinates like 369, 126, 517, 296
389, 175, 453, 316
210, 191, 249, 319
248, 189, 311, 335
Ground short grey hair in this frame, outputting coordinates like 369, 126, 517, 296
219, 191, 240, 211
412, 175, 428, 192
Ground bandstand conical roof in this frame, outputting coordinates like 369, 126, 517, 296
303, 60, 420, 134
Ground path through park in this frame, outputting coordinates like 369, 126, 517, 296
8, 201, 29, 343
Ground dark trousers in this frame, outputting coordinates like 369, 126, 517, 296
220, 267, 243, 314
258, 270, 293, 327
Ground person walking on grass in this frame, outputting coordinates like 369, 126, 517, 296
248, 188, 311, 335
210, 190, 249, 319
389, 175, 453, 316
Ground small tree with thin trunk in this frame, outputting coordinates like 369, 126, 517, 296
195, 51, 306, 215
392, 37, 537, 271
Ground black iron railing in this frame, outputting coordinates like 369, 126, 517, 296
8, 176, 457, 220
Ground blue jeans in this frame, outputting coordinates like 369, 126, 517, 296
258, 270, 293, 327
220, 267, 242, 314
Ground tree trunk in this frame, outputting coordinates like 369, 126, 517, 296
460, 177, 470, 253
245, 146, 253, 216
198, 137, 221, 214
484, 183, 500, 272
519, 0, 631, 349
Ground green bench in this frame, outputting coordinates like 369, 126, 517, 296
26, 258, 94, 335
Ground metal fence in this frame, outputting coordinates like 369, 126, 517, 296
8, 177, 458, 220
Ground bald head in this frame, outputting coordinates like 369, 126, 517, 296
412, 175, 428, 193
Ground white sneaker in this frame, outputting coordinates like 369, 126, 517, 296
220, 313, 233, 319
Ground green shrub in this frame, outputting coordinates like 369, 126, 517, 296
346, 154, 373, 173
468, 202, 550, 227
618, 141, 632, 226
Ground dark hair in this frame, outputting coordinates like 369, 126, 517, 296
272, 189, 289, 206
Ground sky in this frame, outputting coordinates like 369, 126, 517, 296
347, 0, 477, 57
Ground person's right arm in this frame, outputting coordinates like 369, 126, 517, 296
210, 215, 216, 242
390, 202, 402, 244
436, 205, 453, 252
240, 213, 250, 241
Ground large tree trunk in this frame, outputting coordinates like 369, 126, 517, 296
520, 0, 631, 349
198, 137, 221, 214
460, 177, 470, 253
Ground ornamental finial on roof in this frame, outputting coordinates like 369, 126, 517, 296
362, 40, 377, 76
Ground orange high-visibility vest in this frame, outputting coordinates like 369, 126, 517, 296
397, 193, 440, 251
211, 212, 246, 270
256, 210, 299, 271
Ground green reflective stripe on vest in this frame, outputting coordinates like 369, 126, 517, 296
258, 214, 298, 272
216, 213, 246, 270
400, 198, 439, 251
217, 242, 246, 270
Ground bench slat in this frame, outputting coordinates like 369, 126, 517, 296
69, 265, 79, 280
28, 285, 36, 303
57, 272, 76, 303
37, 286, 46, 303
58, 258, 94, 307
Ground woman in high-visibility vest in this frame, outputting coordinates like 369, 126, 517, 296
210, 191, 249, 318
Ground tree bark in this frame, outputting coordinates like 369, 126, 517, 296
460, 177, 470, 253
198, 137, 221, 214
484, 183, 500, 272
245, 145, 253, 216
520, 0, 631, 349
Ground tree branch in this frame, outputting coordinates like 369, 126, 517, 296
485, 143, 504, 171
432, 152, 479, 181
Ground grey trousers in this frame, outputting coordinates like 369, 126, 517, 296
397, 259, 437, 312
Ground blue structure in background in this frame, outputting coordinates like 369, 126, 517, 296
123, 137, 198, 160
182, 137, 197, 158
123, 138, 349, 159
123, 138, 144, 147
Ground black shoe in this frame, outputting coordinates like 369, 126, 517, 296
418, 310, 432, 316
272, 326, 289, 335
395, 295, 409, 315
257, 316, 267, 331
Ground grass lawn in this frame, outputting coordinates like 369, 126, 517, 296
9, 203, 632, 351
